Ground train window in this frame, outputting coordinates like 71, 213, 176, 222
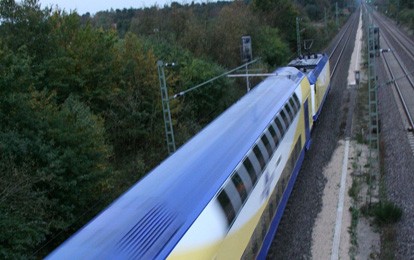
253, 145, 266, 170
289, 98, 298, 115
264, 131, 276, 151
261, 134, 273, 157
243, 157, 257, 184
257, 141, 270, 162
232, 173, 248, 202
268, 124, 279, 148
280, 109, 290, 128
218, 191, 236, 225
225, 182, 242, 214
274, 123, 283, 142
294, 96, 300, 112
293, 94, 300, 111
275, 117, 285, 137
237, 167, 253, 192
285, 103, 294, 119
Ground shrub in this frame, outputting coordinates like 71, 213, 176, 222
373, 201, 403, 225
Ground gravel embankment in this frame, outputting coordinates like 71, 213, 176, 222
373, 11, 414, 258
378, 56, 414, 259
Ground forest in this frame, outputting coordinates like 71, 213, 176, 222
0, 0, 411, 258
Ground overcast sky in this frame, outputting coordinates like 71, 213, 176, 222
38, 0, 202, 15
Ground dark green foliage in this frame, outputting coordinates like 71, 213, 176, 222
256, 26, 291, 67
252, 0, 300, 47
43, 13, 118, 109
0, 91, 112, 258
105, 33, 163, 167
0, 0, 52, 62
373, 201, 403, 225
399, 8, 414, 30
0, 157, 49, 259
177, 58, 235, 125
376, 0, 413, 27
305, 4, 321, 21
361, 201, 403, 226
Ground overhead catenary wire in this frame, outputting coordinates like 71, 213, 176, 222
377, 70, 414, 89
171, 58, 260, 99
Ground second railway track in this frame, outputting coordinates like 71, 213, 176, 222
372, 11, 414, 131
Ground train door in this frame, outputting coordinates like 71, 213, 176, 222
304, 100, 311, 150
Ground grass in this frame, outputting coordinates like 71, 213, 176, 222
373, 201, 403, 226
372, 196, 399, 258
348, 179, 361, 200
348, 176, 363, 259
348, 205, 360, 260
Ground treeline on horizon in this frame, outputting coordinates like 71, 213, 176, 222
0, 0, 372, 258
374, 0, 414, 29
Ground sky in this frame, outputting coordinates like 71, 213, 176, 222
38, 0, 197, 15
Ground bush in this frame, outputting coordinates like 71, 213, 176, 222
399, 8, 414, 30
361, 201, 403, 226
373, 201, 403, 225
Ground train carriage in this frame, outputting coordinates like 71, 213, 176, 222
289, 54, 331, 122
47, 54, 330, 260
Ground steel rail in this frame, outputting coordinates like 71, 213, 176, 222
329, 10, 360, 78
373, 12, 414, 90
372, 12, 414, 59
377, 18, 414, 130
373, 12, 414, 68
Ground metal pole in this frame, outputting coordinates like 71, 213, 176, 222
157, 60, 176, 155
365, 4, 380, 203
245, 63, 250, 92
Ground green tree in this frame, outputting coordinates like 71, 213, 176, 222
0, 156, 49, 259
105, 33, 163, 170
0, 0, 53, 62
0, 89, 111, 257
256, 26, 291, 67
209, 2, 259, 67
253, 0, 300, 49
43, 13, 118, 111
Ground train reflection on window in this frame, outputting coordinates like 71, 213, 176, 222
232, 173, 248, 201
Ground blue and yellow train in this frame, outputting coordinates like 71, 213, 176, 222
47, 53, 330, 259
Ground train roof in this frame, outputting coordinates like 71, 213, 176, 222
288, 53, 329, 85
48, 67, 306, 259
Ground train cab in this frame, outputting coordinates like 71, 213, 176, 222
288, 54, 330, 123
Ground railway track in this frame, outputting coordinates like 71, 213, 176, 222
371, 11, 414, 153
328, 15, 359, 78
367, 9, 414, 259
